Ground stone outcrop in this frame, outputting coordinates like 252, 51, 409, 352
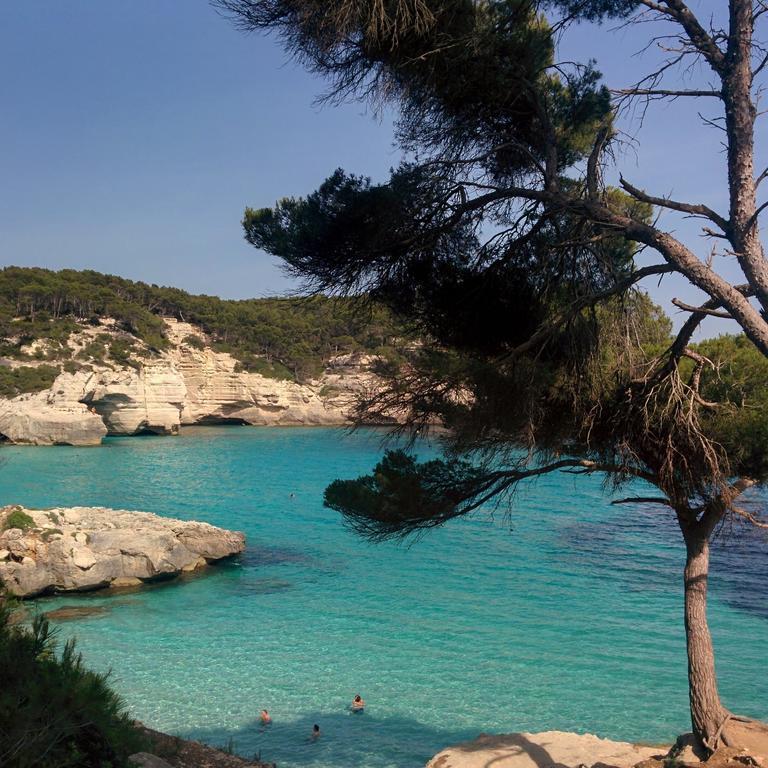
84, 361, 187, 436
133, 724, 273, 768
0, 318, 386, 445
0, 505, 245, 598
426, 731, 666, 768
0, 393, 107, 446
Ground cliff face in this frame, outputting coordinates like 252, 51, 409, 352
0, 319, 383, 446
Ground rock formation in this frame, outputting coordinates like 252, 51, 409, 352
0, 392, 107, 446
0, 505, 245, 597
0, 319, 386, 445
426, 731, 666, 768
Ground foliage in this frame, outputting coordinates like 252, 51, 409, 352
0, 365, 60, 398
108, 338, 138, 368
222, 0, 768, 749
182, 334, 206, 349
2, 508, 35, 532
695, 335, 768, 480
223, 0, 768, 530
0, 601, 143, 767
0, 266, 409, 382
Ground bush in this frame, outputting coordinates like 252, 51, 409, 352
3, 507, 35, 531
0, 365, 60, 398
0, 600, 143, 767
233, 355, 294, 380
182, 334, 206, 350
62, 360, 82, 375
108, 338, 138, 368
77, 339, 106, 363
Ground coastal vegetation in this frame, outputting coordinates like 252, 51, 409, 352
0, 365, 61, 399
219, 0, 768, 755
0, 599, 141, 767
0, 266, 408, 382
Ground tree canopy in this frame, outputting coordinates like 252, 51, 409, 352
0, 266, 408, 382
219, 0, 768, 751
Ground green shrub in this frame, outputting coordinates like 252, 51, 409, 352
0, 600, 143, 767
0, 365, 60, 398
40, 528, 63, 542
62, 360, 82, 374
182, 334, 206, 350
233, 355, 294, 380
3, 507, 35, 531
77, 340, 106, 362
108, 338, 138, 368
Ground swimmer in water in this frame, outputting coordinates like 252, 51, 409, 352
311, 724, 321, 739
351, 694, 365, 711
260, 709, 271, 725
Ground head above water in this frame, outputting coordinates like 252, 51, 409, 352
354, 695, 361, 702
313, 724, 320, 732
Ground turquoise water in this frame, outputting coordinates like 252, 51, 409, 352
1, 427, 766, 768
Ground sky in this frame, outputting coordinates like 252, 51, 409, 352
0, 1, 760, 335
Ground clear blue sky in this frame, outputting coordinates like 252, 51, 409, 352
0, 1, 754, 334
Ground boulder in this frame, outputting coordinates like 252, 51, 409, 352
129, 753, 174, 768
669, 733, 709, 767
0, 506, 245, 598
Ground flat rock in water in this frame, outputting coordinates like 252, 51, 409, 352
44, 604, 110, 621
426, 731, 668, 768
0, 505, 245, 598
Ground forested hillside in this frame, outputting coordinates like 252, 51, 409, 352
0, 266, 409, 382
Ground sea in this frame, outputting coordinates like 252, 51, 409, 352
1, 427, 765, 768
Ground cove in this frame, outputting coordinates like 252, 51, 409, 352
1, 427, 765, 768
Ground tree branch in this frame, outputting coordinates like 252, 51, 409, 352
611, 496, 673, 506
657, 0, 726, 72
671, 298, 734, 319
619, 176, 730, 234
611, 88, 721, 98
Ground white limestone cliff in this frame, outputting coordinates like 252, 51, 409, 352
0, 318, 385, 445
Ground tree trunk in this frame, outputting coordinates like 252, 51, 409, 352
682, 528, 730, 752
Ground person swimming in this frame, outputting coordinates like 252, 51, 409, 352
311, 723, 321, 739
351, 694, 365, 711
260, 709, 272, 724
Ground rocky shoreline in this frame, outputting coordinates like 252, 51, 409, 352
427, 729, 768, 768
0, 318, 388, 446
427, 731, 667, 768
0, 505, 245, 598
131, 723, 273, 768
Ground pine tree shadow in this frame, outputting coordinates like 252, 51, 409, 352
176, 708, 483, 768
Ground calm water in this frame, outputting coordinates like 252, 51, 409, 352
1, 427, 766, 768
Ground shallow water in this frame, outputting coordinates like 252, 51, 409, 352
1, 427, 766, 768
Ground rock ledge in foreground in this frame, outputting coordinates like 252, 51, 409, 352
427, 731, 668, 768
0, 505, 245, 598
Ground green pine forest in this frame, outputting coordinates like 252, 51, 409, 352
0, 266, 409, 394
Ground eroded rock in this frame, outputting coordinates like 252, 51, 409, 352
0, 318, 389, 445
0, 505, 245, 598
426, 731, 667, 768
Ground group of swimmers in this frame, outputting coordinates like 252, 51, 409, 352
259, 694, 366, 740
